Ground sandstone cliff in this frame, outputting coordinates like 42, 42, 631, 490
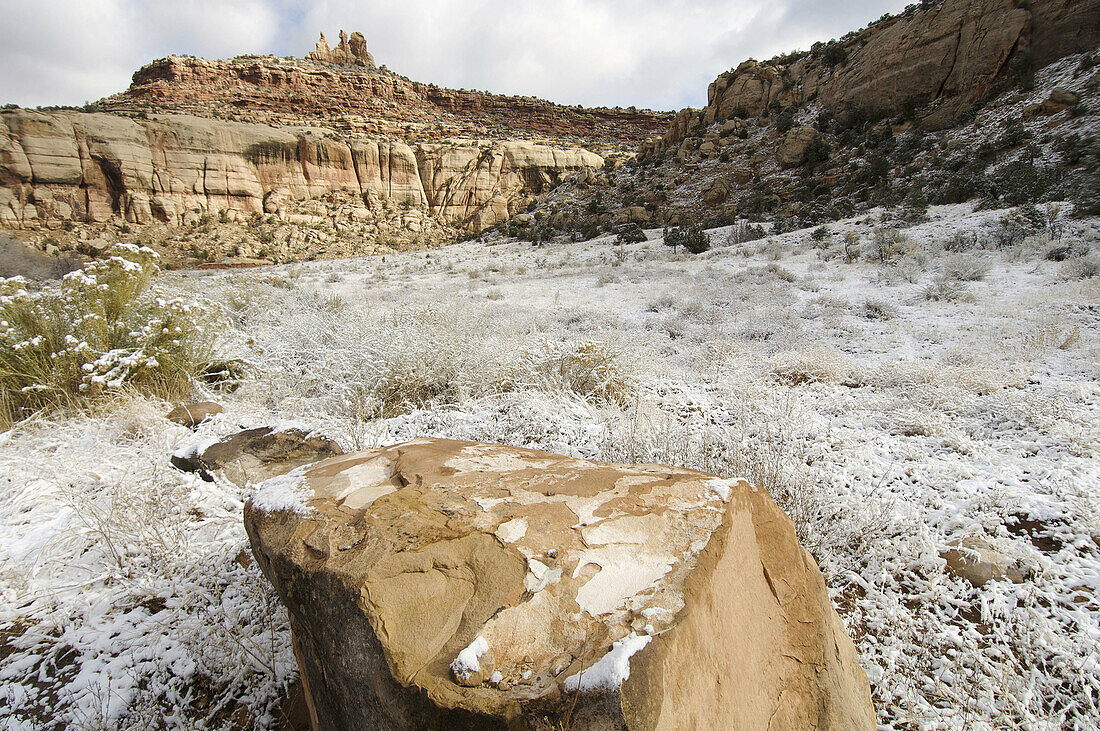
105, 54, 669, 146
646, 0, 1100, 155
0, 109, 602, 232
0, 31, 670, 258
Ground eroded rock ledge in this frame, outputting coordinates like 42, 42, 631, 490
0, 109, 601, 232
244, 438, 875, 729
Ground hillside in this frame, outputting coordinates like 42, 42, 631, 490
518, 0, 1100, 240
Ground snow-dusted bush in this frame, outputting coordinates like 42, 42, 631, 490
943, 253, 992, 281
0, 245, 212, 423
870, 226, 911, 263
1062, 251, 1099, 279
861, 299, 898, 320
923, 273, 973, 302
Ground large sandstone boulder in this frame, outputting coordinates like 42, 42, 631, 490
245, 438, 875, 729
776, 126, 820, 168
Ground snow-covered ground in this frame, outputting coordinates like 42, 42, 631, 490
2, 203, 1098, 728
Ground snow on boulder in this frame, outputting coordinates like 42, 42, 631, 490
244, 438, 875, 729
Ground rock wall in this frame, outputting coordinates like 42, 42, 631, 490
0, 109, 602, 231
648, 0, 1100, 153
112, 55, 670, 145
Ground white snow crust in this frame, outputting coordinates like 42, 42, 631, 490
563, 632, 652, 691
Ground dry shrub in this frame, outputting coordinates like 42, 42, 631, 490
770, 347, 851, 386
337, 306, 635, 419
943, 253, 992, 281
525, 340, 634, 406
1023, 325, 1081, 351
861, 299, 898, 320
923, 273, 974, 302
0, 245, 213, 423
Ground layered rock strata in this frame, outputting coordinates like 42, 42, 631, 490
0, 109, 601, 231
244, 438, 875, 729
105, 55, 670, 145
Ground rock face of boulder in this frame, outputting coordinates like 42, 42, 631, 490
0, 109, 602, 231
244, 438, 875, 729
776, 125, 820, 168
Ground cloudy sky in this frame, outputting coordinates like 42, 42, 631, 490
0, 0, 908, 111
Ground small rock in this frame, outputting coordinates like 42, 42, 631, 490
776, 126, 820, 168
1040, 87, 1078, 115
941, 536, 1026, 587
166, 401, 225, 428
171, 425, 343, 485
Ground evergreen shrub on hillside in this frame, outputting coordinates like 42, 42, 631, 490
663, 225, 711, 254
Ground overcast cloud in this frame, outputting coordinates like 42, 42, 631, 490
0, 0, 908, 111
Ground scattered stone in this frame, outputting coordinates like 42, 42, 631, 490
702, 178, 730, 206
245, 438, 875, 729
166, 401, 225, 429
1040, 87, 1078, 114
171, 425, 343, 485
776, 126, 820, 168
941, 536, 1027, 587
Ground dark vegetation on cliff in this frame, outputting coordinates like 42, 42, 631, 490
509, 0, 1099, 244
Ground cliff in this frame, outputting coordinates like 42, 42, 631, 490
647, 0, 1100, 155
0, 109, 602, 234
103, 54, 670, 146
0, 30, 670, 255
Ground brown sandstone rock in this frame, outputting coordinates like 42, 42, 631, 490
702, 178, 729, 206
244, 438, 875, 729
654, 0, 1100, 151
166, 401, 225, 428
172, 425, 343, 485
1040, 87, 1079, 114
347, 32, 374, 67
776, 126, 820, 168
307, 33, 333, 64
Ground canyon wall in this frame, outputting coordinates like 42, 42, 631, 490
108, 55, 670, 145
647, 0, 1100, 155
0, 109, 602, 231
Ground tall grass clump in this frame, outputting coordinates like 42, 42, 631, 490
0, 244, 212, 422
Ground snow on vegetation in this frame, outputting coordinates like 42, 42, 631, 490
1, 202, 1098, 727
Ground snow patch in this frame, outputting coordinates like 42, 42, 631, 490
705, 477, 738, 501
170, 434, 220, 460
450, 636, 488, 682
563, 633, 652, 691
495, 518, 528, 543
251, 467, 313, 515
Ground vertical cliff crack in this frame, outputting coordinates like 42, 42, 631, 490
348, 143, 363, 195
761, 560, 781, 605
935, 18, 965, 101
